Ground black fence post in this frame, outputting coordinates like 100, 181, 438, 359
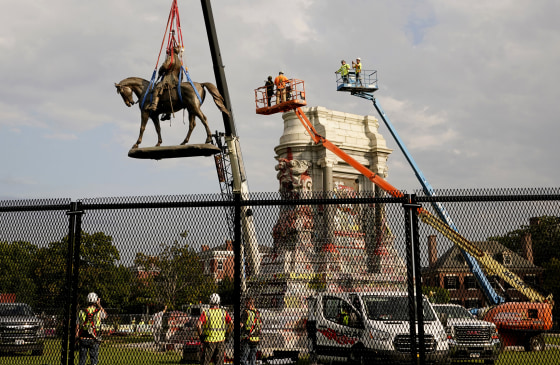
60, 201, 84, 365
60, 203, 74, 365
411, 195, 426, 365
403, 195, 418, 364
403, 195, 425, 365
69, 202, 84, 364
233, 192, 241, 365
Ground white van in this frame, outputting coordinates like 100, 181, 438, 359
307, 292, 449, 364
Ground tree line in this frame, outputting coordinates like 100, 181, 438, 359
0, 231, 232, 314
490, 215, 560, 318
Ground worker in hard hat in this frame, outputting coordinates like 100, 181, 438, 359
196, 293, 233, 365
274, 71, 289, 104
75, 292, 107, 365
352, 58, 363, 86
335, 60, 351, 84
240, 296, 262, 365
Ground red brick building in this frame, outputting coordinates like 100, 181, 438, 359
199, 240, 271, 282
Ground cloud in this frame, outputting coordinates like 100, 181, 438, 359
0, 0, 558, 200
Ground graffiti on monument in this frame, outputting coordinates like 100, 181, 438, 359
333, 179, 362, 233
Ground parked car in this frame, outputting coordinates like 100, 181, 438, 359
433, 304, 502, 364
0, 303, 44, 355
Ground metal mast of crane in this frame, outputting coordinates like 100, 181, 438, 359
201, 2, 261, 363
200, 0, 260, 286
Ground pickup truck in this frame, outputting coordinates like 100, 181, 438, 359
0, 303, 44, 355
307, 291, 449, 364
433, 304, 502, 364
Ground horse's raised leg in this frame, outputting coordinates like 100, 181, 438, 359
150, 115, 162, 147
180, 113, 196, 145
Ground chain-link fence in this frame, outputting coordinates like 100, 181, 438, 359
1, 189, 559, 365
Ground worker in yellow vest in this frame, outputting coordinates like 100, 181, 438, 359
335, 60, 351, 84
196, 293, 233, 365
75, 292, 107, 365
240, 297, 262, 365
352, 58, 362, 86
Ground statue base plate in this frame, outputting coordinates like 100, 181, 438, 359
128, 144, 221, 160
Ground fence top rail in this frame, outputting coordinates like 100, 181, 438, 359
416, 194, 560, 203
1, 189, 559, 212
0, 198, 71, 213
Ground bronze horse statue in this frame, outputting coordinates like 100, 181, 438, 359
115, 77, 229, 148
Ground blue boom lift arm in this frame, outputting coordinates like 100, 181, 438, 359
351, 90, 506, 305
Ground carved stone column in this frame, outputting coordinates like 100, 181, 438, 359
257, 157, 316, 308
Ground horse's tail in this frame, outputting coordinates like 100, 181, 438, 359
201, 83, 230, 116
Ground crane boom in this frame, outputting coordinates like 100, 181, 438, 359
201, 0, 260, 282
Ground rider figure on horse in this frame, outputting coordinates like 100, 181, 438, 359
148, 45, 183, 120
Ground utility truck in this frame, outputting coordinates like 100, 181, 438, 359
433, 303, 502, 364
306, 292, 449, 364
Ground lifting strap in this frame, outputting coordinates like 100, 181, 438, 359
179, 66, 203, 105
141, 0, 202, 109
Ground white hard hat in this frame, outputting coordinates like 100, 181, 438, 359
357, 57, 361, 60
87, 292, 98, 303
210, 293, 221, 305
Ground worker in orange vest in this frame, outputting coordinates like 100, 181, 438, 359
274, 71, 289, 104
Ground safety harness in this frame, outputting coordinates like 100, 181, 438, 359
243, 308, 262, 342
79, 306, 101, 340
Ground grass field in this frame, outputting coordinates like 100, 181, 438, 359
3, 337, 560, 364
1, 338, 183, 365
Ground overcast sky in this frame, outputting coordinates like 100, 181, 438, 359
1, 0, 559, 201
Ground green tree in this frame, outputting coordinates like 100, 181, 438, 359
0, 241, 38, 306
542, 258, 560, 301
489, 215, 560, 317
34, 231, 125, 311
489, 216, 560, 267
34, 241, 68, 311
422, 286, 450, 304
134, 241, 216, 309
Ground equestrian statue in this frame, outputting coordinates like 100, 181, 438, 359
115, 46, 229, 150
